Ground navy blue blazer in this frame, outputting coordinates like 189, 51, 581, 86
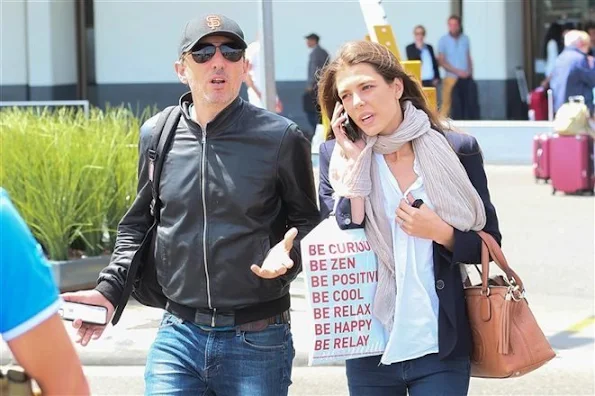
406, 43, 441, 82
318, 133, 502, 360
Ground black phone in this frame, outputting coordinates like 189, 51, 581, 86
412, 199, 424, 209
341, 112, 360, 142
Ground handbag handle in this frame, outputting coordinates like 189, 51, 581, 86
568, 95, 585, 104
476, 231, 525, 293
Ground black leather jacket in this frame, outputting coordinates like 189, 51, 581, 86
96, 93, 320, 317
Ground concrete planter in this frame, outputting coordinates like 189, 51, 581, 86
51, 255, 111, 292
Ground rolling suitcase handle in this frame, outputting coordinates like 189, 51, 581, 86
547, 89, 554, 121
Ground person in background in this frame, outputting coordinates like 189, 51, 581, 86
303, 33, 330, 133
0, 188, 89, 395
540, 22, 564, 87
244, 38, 283, 113
550, 30, 595, 115
406, 25, 440, 88
437, 15, 473, 118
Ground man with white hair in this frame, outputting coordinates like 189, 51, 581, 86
550, 30, 595, 115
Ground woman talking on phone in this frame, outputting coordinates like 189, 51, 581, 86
317, 40, 502, 395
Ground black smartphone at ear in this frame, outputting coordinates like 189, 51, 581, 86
341, 112, 360, 142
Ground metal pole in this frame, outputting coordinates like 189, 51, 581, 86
258, 0, 277, 112
75, 0, 88, 100
24, 0, 31, 100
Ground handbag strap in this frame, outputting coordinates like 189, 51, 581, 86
477, 231, 525, 292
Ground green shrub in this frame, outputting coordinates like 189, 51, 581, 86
0, 106, 151, 261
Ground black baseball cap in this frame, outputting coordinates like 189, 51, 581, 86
178, 14, 247, 56
305, 33, 320, 41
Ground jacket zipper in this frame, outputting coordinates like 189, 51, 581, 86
201, 128, 215, 324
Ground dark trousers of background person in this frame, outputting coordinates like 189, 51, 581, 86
302, 90, 319, 141
451, 77, 480, 120
305, 111, 319, 136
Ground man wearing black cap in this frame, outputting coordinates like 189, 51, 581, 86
303, 33, 330, 133
63, 14, 319, 395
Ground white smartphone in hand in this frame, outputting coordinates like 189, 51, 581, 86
58, 301, 108, 325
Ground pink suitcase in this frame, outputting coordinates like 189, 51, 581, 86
550, 134, 594, 195
528, 88, 553, 121
532, 134, 551, 182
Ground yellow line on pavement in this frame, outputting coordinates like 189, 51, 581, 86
565, 316, 595, 333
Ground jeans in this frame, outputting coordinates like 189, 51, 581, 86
346, 353, 471, 396
145, 312, 294, 396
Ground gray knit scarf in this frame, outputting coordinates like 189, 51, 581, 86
329, 101, 487, 331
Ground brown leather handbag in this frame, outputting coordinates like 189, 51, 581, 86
464, 231, 556, 378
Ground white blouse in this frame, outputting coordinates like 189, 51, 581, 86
545, 39, 559, 77
373, 153, 440, 365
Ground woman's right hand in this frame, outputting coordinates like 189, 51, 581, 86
331, 102, 366, 161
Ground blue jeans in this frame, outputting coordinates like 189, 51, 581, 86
346, 353, 470, 396
145, 312, 294, 396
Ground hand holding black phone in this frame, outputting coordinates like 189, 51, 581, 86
341, 112, 360, 142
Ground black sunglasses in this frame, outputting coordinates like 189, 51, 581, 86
188, 43, 244, 64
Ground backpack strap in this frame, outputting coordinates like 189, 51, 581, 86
148, 106, 182, 223
111, 106, 181, 325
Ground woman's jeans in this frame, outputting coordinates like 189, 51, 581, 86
346, 353, 471, 396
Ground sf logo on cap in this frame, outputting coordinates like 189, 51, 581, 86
206, 15, 221, 30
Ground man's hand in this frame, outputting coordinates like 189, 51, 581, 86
457, 70, 470, 79
61, 290, 115, 346
250, 228, 298, 279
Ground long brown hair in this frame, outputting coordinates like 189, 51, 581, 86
317, 40, 444, 140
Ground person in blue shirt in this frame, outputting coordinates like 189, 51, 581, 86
437, 15, 473, 118
550, 30, 595, 115
0, 188, 89, 395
